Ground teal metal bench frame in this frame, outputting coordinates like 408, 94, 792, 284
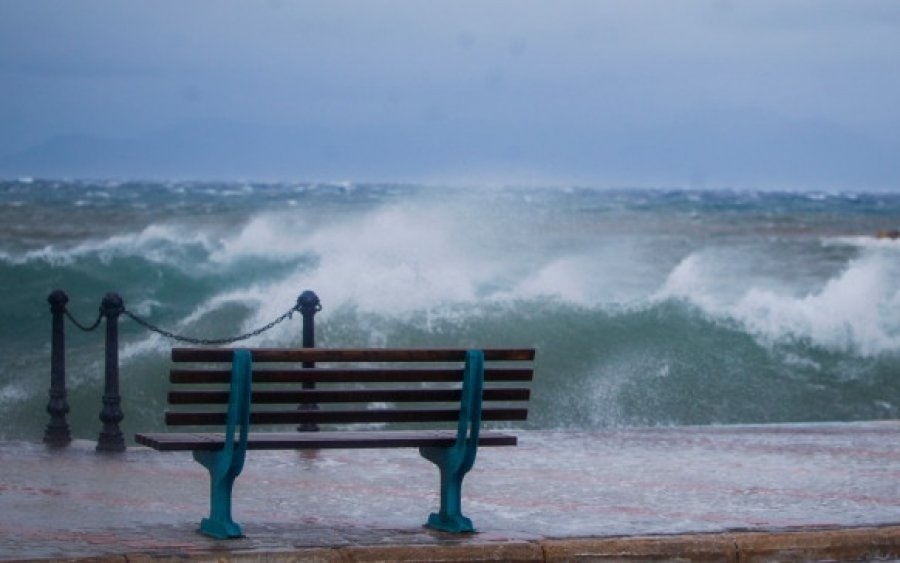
191, 349, 488, 538
420, 349, 484, 533
193, 349, 252, 539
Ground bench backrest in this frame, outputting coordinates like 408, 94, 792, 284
165, 348, 535, 429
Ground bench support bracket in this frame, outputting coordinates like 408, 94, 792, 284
420, 446, 474, 532
420, 350, 484, 533
192, 350, 252, 539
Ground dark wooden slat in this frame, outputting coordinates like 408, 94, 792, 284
170, 367, 533, 384
136, 430, 517, 452
135, 432, 221, 450
172, 347, 535, 363
168, 387, 530, 405
165, 407, 528, 426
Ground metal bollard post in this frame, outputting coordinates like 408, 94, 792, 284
297, 290, 321, 432
96, 292, 125, 452
44, 290, 72, 447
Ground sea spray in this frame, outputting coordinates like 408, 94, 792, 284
657, 247, 900, 355
1, 180, 898, 441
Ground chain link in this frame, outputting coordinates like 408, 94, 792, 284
64, 309, 104, 332
121, 306, 298, 345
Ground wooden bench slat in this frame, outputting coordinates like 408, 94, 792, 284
136, 430, 518, 452
172, 347, 535, 363
170, 367, 534, 384
168, 387, 530, 405
165, 407, 528, 426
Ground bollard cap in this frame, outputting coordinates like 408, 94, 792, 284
48, 290, 69, 311
296, 290, 322, 315
100, 292, 125, 316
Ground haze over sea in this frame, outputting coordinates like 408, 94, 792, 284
0, 178, 898, 442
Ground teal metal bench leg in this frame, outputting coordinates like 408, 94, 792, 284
420, 350, 484, 534
194, 449, 243, 539
192, 349, 252, 539
420, 446, 474, 533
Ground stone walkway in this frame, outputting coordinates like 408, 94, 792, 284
2, 422, 900, 561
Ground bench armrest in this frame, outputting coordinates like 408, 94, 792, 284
220, 349, 252, 472
455, 349, 484, 473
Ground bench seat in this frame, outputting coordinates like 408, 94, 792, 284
136, 429, 518, 451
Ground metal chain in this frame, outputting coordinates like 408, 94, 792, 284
64, 309, 104, 332
121, 306, 298, 345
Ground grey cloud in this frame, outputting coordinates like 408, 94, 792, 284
1, 0, 898, 189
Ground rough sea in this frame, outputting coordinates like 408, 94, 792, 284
1, 179, 898, 442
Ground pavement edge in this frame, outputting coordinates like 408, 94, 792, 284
34, 525, 900, 562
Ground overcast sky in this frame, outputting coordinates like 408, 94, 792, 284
1, 1, 899, 189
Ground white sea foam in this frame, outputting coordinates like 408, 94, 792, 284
119, 332, 168, 363
223, 204, 508, 320
119, 288, 267, 361
657, 249, 900, 355
0, 383, 27, 404
504, 249, 655, 307
2, 224, 217, 268
735, 254, 900, 355
210, 196, 675, 324
209, 213, 315, 263
81, 194, 900, 361
655, 253, 731, 312
510, 257, 599, 304
154, 196, 900, 359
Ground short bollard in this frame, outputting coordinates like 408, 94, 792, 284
297, 290, 321, 432
43, 290, 72, 447
97, 292, 126, 452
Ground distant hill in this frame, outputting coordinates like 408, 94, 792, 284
1, 114, 898, 189
0, 120, 343, 181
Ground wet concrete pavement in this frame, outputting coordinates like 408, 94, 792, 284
2, 422, 900, 561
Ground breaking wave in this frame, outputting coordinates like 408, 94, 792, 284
1, 181, 898, 441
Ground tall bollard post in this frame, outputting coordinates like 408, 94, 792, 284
44, 290, 72, 447
97, 292, 125, 452
297, 290, 321, 432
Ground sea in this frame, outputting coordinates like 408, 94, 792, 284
1, 178, 898, 442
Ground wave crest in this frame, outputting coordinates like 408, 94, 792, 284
658, 250, 900, 355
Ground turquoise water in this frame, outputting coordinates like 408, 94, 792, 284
1, 179, 899, 441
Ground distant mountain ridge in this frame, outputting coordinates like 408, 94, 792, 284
0, 120, 338, 181
1, 115, 898, 189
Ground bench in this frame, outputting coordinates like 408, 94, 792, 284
135, 346, 535, 539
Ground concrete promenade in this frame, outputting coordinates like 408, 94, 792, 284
2, 422, 900, 561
